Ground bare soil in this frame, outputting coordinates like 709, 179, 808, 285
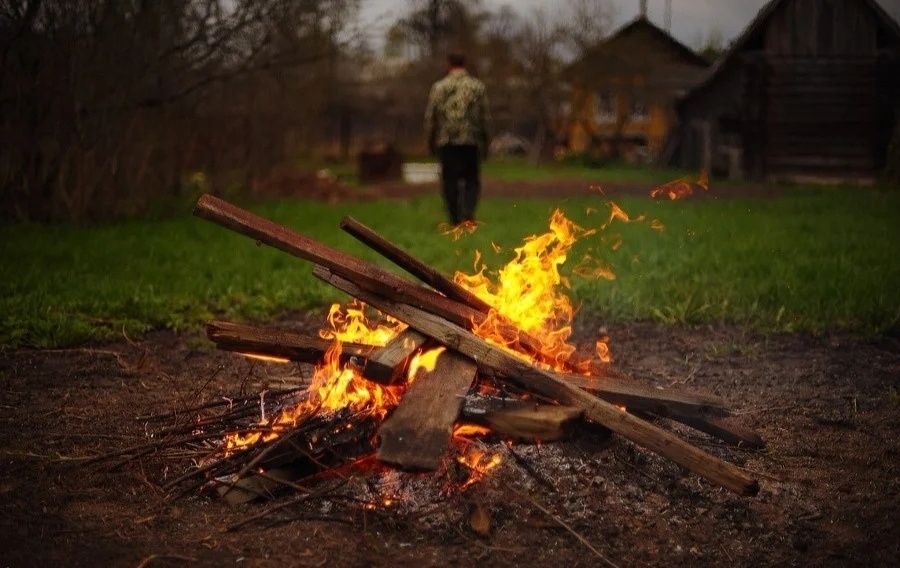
1, 318, 898, 567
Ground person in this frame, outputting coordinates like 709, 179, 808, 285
424, 50, 490, 226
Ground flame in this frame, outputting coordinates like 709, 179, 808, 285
237, 352, 291, 364
650, 172, 709, 200
453, 424, 491, 438
407, 347, 446, 384
439, 220, 479, 240
457, 448, 502, 489
223, 302, 406, 455
321, 299, 405, 346
595, 338, 611, 363
453, 209, 612, 370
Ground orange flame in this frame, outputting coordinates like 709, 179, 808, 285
457, 448, 502, 489
439, 220, 479, 241
650, 172, 709, 200
224, 303, 406, 454
453, 424, 491, 438
237, 352, 291, 364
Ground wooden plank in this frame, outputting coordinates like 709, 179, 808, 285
376, 350, 477, 471
209, 321, 729, 418
206, 320, 377, 366
341, 215, 494, 313
556, 373, 729, 418
483, 405, 583, 441
459, 395, 584, 441
194, 194, 546, 365
316, 266, 759, 496
363, 329, 430, 384
667, 412, 766, 449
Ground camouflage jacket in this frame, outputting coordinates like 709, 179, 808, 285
424, 70, 489, 153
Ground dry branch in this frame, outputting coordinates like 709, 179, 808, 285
315, 266, 759, 497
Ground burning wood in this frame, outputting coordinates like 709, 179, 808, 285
159, 194, 764, 509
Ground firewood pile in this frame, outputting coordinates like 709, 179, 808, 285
96, 194, 762, 530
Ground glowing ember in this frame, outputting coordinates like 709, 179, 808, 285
650, 172, 709, 200
453, 424, 491, 438
439, 220, 479, 240
457, 448, 502, 489
237, 352, 291, 364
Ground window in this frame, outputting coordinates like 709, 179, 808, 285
629, 97, 649, 122
594, 91, 616, 124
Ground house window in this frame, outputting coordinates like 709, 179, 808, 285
629, 97, 649, 122
594, 91, 616, 124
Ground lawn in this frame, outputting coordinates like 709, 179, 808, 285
2, 186, 898, 348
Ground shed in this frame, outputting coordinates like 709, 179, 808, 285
662, 0, 900, 182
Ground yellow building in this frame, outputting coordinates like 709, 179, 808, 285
564, 16, 709, 160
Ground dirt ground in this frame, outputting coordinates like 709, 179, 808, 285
2, 314, 898, 568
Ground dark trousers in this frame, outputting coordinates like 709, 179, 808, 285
439, 144, 481, 225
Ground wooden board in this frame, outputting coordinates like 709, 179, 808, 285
363, 329, 429, 384
317, 266, 759, 496
376, 350, 477, 471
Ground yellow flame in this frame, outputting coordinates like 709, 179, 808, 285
406, 347, 446, 384
457, 448, 502, 489
453, 209, 613, 370
321, 299, 406, 346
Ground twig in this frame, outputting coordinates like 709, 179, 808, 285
135, 553, 197, 568
226, 479, 348, 532
506, 484, 620, 568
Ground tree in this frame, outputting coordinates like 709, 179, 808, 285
0, 0, 363, 221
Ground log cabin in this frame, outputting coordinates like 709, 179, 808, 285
662, 0, 900, 182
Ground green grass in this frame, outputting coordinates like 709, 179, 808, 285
2, 186, 899, 348
482, 157, 694, 184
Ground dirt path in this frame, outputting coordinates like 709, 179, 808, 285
1, 319, 897, 567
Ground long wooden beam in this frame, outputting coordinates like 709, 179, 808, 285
315, 266, 759, 497
194, 194, 551, 365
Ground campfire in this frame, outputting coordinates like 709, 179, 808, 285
103, 193, 761, 530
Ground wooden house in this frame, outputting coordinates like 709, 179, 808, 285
563, 15, 710, 160
662, 0, 900, 182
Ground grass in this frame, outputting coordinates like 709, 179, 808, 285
2, 186, 899, 348
482, 157, 695, 184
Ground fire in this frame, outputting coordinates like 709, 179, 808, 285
650, 171, 709, 200
456, 448, 502, 489
453, 424, 491, 438
407, 347, 446, 384
237, 352, 291, 364
321, 299, 405, 346
223, 302, 405, 454
452, 209, 609, 370
439, 220, 479, 240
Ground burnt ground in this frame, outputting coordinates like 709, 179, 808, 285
1, 318, 898, 567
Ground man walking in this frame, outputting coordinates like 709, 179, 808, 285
424, 51, 489, 226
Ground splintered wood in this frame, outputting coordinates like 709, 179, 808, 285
195, 194, 762, 497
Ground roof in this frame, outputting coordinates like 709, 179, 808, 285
682, 0, 900, 102
565, 16, 709, 81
